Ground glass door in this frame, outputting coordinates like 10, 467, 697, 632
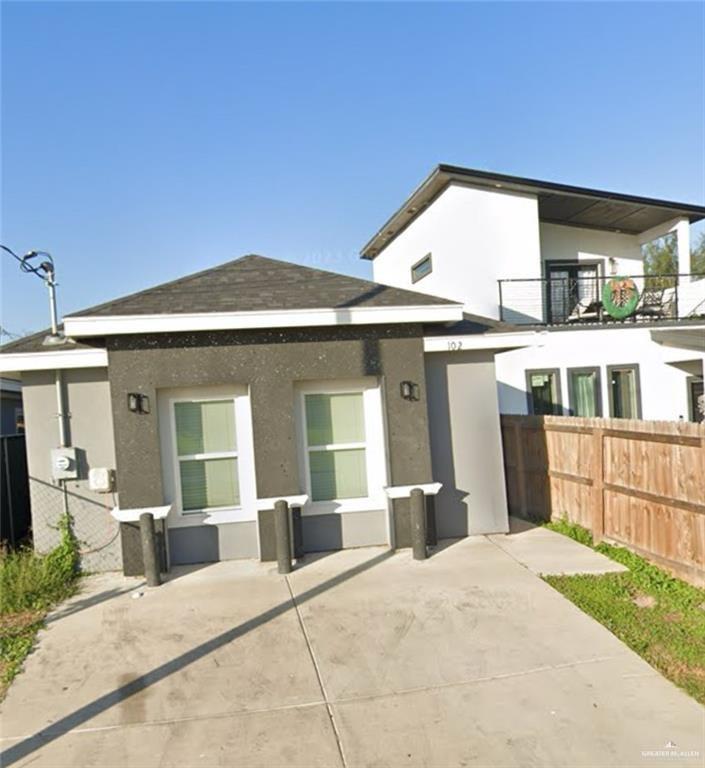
546, 263, 599, 323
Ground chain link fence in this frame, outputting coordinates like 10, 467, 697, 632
29, 476, 122, 572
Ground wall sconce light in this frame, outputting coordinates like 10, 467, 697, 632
127, 393, 150, 414
608, 257, 617, 276
400, 381, 420, 401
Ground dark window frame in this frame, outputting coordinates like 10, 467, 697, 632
525, 368, 563, 415
411, 253, 433, 284
567, 366, 603, 417
606, 363, 642, 419
686, 375, 704, 423
544, 258, 604, 324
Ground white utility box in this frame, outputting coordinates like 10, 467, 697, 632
51, 447, 79, 480
88, 467, 115, 493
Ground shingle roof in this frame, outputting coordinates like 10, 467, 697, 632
68, 254, 457, 318
0, 327, 103, 355
1, 255, 461, 355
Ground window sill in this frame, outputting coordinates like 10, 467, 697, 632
202, 508, 257, 525
302, 497, 387, 516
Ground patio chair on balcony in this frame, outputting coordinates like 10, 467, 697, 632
566, 297, 601, 324
635, 287, 676, 320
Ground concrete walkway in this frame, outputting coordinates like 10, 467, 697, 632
0, 534, 702, 767
489, 516, 629, 576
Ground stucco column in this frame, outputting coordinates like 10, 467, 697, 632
674, 218, 692, 280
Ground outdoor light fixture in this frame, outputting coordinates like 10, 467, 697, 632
127, 393, 150, 414
400, 381, 420, 401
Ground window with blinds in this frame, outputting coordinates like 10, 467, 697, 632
173, 399, 240, 511
304, 392, 368, 502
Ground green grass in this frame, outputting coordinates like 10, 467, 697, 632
543, 519, 705, 704
0, 516, 79, 697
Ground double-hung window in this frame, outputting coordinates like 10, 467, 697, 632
304, 393, 368, 502
607, 365, 642, 419
568, 367, 602, 417
526, 369, 562, 415
173, 399, 240, 512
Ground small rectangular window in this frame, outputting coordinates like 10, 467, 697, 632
304, 392, 368, 502
526, 369, 562, 415
411, 254, 432, 283
607, 365, 642, 419
568, 367, 602, 417
173, 399, 239, 511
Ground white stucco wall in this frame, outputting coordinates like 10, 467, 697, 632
372, 182, 542, 320
539, 222, 643, 272
495, 327, 702, 422
21, 368, 122, 572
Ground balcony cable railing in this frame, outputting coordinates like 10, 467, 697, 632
497, 273, 705, 326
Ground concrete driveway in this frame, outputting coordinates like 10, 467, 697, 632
1, 531, 703, 767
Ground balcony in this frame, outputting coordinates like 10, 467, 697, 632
498, 273, 705, 326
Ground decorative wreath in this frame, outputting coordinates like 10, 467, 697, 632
602, 276, 639, 319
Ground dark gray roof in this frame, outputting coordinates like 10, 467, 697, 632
1, 255, 459, 355
68, 254, 457, 318
423, 312, 517, 336
0, 327, 104, 355
362, 165, 705, 258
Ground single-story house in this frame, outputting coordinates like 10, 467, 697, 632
0, 255, 515, 575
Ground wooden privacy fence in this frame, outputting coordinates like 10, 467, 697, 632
500, 415, 705, 586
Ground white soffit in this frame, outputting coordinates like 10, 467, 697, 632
64, 304, 465, 337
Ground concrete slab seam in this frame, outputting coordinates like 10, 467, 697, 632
285, 574, 348, 768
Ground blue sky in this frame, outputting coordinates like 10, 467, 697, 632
2, 1, 704, 336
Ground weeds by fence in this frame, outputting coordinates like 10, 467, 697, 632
0, 514, 79, 696
500, 415, 705, 586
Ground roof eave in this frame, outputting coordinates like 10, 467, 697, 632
63, 303, 465, 338
361, 165, 705, 260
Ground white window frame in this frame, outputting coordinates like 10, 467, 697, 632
295, 379, 389, 517
158, 385, 257, 528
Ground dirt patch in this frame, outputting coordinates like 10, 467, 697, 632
0, 611, 42, 634
633, 594, 656, 609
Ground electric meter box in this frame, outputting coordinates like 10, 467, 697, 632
51, 447, 79, 480
88, 467, 115, 493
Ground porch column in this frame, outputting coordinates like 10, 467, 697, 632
675, 218, 692, 280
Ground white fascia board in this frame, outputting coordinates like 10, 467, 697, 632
0, 347, 109, 374
423, 331, 537, 353
63, 304, 464, 337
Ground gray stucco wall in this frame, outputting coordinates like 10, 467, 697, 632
21, 368, 123, 572
425, 350, 509, 537
106, 325, 433, 570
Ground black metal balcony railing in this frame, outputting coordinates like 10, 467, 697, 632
498, 273, 705, 326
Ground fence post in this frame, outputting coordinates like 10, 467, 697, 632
592, 426, 605, 543
274, 499, 292, 574
514, 420, 528, 518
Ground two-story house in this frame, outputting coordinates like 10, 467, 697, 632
362, 165, 705, 424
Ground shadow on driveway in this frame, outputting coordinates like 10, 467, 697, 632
0, 550, 392, 766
